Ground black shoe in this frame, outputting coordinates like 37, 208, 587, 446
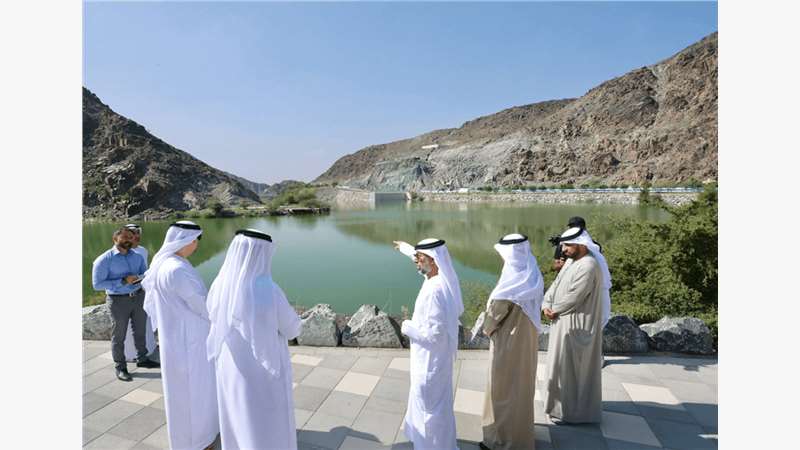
549, 415, 567, 425
116, 368, 133, 382
479, 443, 492, 450
136, 358, 160, 369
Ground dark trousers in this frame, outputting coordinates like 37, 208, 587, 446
107, 289, 148, 369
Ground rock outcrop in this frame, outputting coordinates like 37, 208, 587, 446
82, 299, 715, 355
83, 88, 261, 219
315, 33, 717, 190
83, 304, 112, 340
603, 315, 650, 353
640, 316, 714, 355
341, 305, 403, 348
222, 171, 270, 196
297, 304, 340, 347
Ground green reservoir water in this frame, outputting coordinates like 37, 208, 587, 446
83, 202, 668, 315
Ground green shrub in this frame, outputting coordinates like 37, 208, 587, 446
459, 280, 493, 327
83, 290, 107, 307
637, 186, 654, 205
202, 200, 227, 217
684, 178, 703, 188
268, 185, 328, 209
605, 185, 718, 344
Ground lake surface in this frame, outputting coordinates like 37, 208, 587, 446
83, 202, 668, 315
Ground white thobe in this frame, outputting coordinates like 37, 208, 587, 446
402, 275, 458, 450
125, 246, 155, 361
148, 255, 218, 450
123, 315, 157, 361
132, 245, 149, 263
215, 279, 302, 450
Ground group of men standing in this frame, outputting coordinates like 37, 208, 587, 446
91, 224, 159, 382
91, 216, 610, 450
394, 216, 610, 450
94, 222, 301, 450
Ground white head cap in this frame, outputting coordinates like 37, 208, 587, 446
414, 238, 463, 356
559, 227, 612, 327
142, 221, 203, 327
489, 234, 544, 331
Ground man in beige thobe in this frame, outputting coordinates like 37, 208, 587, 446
481, 234, 544, 450
541, 227, 607, 424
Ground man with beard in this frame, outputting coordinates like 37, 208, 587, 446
393, 238, 463, 450
541, 227, 608, 424
122, 223, 158, 364
92, 227, 157, 382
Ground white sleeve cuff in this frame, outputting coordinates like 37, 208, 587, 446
397, 242, 416, 259
401, 320, 417, 339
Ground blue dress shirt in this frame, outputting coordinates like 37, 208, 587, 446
92, 246, 148, 295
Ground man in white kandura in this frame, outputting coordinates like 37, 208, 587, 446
541, 227, 611, 424
393, 238, 463, 450
123, 223, 157, 363
143, 221, 219, 450
480, 233, 544, 450
206, 229, 302, 450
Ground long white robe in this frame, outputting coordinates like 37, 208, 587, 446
147, 255, 219, 450
125, 245, 156, 361
402, 275, 458, 450
123, 316, 157, 361
215, 277, 302, 450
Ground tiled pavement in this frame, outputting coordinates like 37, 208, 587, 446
83, 340, 718, 449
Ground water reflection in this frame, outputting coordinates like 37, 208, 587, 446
332, 201, 667, 275
83, 202, 667, 314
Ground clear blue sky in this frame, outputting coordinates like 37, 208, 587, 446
83, 1, 717, 184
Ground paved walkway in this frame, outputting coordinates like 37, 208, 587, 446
83, 341, 718, 450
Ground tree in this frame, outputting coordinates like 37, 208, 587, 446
206, 200, 226, 217
605, 184, 718, 341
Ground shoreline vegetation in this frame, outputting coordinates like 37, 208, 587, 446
83, 184, 718, 346
83, 184, 332, 223
83, 180, 710, 223
459, 183, 718, 345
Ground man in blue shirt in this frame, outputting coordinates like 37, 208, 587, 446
92, 226, 159, 381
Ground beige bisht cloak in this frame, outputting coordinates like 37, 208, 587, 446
542, 255, 604, 423
482, 300, 539, 450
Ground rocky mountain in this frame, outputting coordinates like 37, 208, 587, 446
220, 172, 308, 199
222, 171, 271, 196
83, 88, 261, 218
315, 32, 718, 190
261, 180, 307, 199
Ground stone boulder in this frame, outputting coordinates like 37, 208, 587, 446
603, 315, 650, 353
341, 305, 403, 348
83, 303, 112, 340
459, 312, 490, 350
640, 317, 714, 355
538, 324, 550, 351
297, 304, 340, 347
